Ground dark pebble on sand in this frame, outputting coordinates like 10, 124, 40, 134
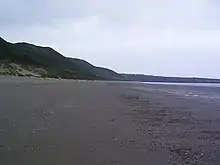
24, 145, 29, 152
130, 139, 135, 143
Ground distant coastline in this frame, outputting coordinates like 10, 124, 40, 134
121, 74, 220, 83
1, 37, 220, 83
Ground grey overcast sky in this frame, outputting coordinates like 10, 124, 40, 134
1, 0, 220, 78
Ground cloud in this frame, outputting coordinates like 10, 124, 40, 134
1, 0, 220, 78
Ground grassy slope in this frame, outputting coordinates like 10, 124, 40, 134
0, 37, 121, 80
1, 37, 220, 82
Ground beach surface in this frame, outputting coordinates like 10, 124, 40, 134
0, 77, 220, 165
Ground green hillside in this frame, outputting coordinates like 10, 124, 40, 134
1, 37, 220, 83
0, 37, 122, 80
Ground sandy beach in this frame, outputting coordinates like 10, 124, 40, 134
0, 77, 220, 165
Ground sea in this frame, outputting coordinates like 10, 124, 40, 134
131, 82, 220, 100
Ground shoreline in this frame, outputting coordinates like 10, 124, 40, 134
1, 75, 220, 84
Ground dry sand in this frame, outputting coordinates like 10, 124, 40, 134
0, 77, 220, 165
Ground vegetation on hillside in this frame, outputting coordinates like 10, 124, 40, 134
1, 37, 220, 83
0, 37, 122, 80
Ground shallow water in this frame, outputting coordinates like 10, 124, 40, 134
133, 82, 220, 101
143, 82, 220, 87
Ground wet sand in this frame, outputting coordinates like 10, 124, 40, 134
0, 77, 220, 164
117, 82, 220, 165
